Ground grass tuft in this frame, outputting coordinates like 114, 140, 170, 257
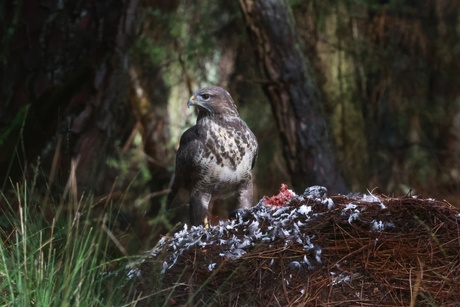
0, 182, 138, 306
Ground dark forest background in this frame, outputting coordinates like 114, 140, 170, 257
1, 0, 459, 247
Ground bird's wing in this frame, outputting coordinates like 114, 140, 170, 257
169, 126, 204, 197
177, 126, 204, 179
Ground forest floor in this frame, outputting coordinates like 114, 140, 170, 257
132, 185, 460, 306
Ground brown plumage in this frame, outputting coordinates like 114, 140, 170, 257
168, 86, 258, 225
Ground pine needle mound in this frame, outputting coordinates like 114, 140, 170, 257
136, 187, 460, 306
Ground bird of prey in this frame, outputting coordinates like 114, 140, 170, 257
169, 86, 258, 225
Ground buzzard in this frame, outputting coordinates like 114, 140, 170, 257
169, 86, 258, 225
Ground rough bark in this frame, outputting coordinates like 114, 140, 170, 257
238, 0, 348, 193
0, 0, 138, 193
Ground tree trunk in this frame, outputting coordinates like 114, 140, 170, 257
128, 0, 180, 217
238, 0, 348, 193
0, 0, 138, 194
128, 65, 172, 216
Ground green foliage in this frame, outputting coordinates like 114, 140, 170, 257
300, 0, 460, 193
134, 0, 242, 86
290, 0, 304, 6
106, 133, 151, 192
133, 37, 168, 66
0, 183, 137, 306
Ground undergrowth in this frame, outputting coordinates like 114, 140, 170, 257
0, 182, 143, 306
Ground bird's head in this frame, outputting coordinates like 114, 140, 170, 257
188, 86, 239, 117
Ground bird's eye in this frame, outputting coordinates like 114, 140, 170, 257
201, 94, 210, 100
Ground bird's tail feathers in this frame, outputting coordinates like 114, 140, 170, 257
168, 187, 190, 225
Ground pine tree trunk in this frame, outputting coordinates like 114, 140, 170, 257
238, 0, 348, 193
0, 0, 138, 193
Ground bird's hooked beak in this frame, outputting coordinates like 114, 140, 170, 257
187, 95, 212, 113
187, 95, 196, 108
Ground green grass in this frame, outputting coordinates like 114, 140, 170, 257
0, 183, 140, 307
